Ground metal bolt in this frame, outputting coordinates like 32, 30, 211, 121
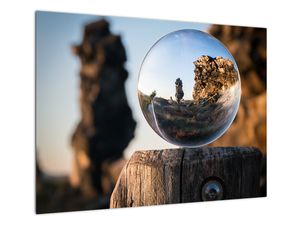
201, 179, 224, 201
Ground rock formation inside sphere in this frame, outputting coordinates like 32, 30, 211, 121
175, 78, 184, 103
193, 55, 239, 104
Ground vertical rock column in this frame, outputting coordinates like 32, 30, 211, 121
70, 19, 136, 199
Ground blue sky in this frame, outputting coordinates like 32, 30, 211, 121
36, 11, 211, 175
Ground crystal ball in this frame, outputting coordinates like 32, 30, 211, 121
138, 29, 241, 147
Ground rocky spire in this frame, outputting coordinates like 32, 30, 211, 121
71, 19, 136, 199
175, 78, 184, 103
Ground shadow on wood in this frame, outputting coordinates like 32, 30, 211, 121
110, 147, 262, 208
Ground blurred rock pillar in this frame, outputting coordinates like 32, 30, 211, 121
70, 19, 136, 201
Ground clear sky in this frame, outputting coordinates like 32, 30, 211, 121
36, 11, 210, 175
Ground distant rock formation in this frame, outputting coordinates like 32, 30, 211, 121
175, 78, 184, 103
71, 19, 136, 200
192, 55, 238, 103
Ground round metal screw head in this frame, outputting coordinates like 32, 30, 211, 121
201, 179, 224, 201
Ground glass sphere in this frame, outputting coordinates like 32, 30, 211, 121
138, 29, 241, 147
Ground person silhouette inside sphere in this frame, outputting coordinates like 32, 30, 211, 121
175, 78, 184, 103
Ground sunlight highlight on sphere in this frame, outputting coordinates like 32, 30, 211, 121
138, 29, 241, 147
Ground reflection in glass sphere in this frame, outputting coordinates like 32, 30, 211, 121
138, 29, 241, 147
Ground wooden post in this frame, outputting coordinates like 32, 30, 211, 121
110, 147, 262, 208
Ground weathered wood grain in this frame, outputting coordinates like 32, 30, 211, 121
110, 147, 262, 208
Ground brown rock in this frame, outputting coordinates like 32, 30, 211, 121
192, 55, 238, 103
70, 19, 136, 199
